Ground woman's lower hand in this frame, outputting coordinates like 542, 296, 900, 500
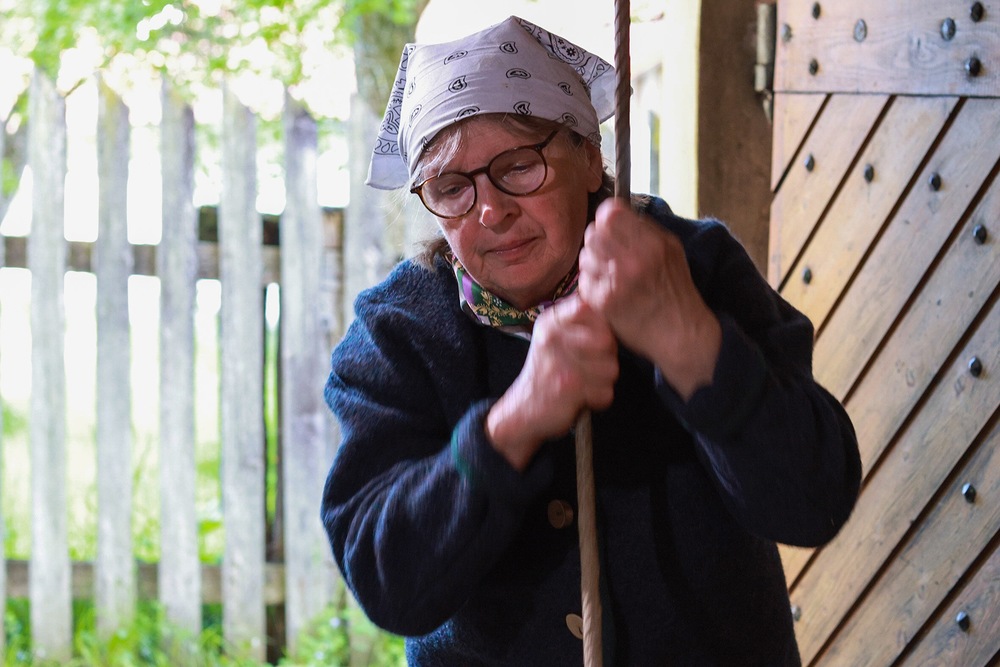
486, 294, 619, 471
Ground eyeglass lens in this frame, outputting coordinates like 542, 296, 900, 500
418, 141, 549, 218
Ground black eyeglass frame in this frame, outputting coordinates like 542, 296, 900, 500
409, 130, 560, 219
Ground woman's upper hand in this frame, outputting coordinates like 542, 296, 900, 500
579, 198, 722, 400
486, 294, 619, 471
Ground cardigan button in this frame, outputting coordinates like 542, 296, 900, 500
547, 500, 575, 529
565, 613, 584, 640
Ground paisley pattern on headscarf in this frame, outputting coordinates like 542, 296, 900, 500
448, 251, 579, 341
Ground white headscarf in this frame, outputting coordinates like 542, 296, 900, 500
366, 15, 617, 190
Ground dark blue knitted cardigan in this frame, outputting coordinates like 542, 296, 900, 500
322, 197, 861, 666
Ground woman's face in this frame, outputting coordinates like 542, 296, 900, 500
426, 120, 604, 310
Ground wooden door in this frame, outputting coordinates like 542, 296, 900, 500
769, 1, 1000, 665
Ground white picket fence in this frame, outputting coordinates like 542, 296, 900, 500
0, 69, 344, 662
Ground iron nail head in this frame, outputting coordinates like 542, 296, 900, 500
956, 611, 971, 632
968, 356, 983, 378
855, 19, 867, 42
941, 17, 957, 41
962, 483, 977, 503
972, 224, 988, 244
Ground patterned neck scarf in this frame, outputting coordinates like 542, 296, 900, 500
448, 252, 578, 340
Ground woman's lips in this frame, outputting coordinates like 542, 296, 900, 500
488, 237, 536, 260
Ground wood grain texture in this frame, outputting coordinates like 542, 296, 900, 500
845, 176, 1000, 477
775, 0, 1000, 95
779, 95, 957, 330
158, 80, 203, 634
792, 297, 1000, 663
279, 96, 335, 654
819, 418, 1000, 666
219, 84, 266, 661
814, 97, 1000, 401
770, 92, 826, 193
768, 94, 888, 285
27, 68, 72, 664
900, 534, 1000, 667
95, 77, 136, 639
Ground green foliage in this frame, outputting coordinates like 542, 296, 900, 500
279, 602, 405, 667
1, 596, 405, 667
1, 0, 424, 113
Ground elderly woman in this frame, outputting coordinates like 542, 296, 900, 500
322, 15, 861, 666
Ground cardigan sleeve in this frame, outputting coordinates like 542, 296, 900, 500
321, 266, 552, 636
651, 207, 862, 548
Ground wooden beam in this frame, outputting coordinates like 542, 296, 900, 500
0, 208, 343, 283
775, 0, 1000, 95
3, 560, 288, 605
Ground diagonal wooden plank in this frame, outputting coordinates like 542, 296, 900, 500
818, 417, 1000, 667
901, 538, 1000, 667
790, 295, 1000, 664
775, 0, 1000, 96
768, 93, 888, 286
780, 95, 958, 330
782, 178, 1000, 589
847, 177, 1000, 478
815, 98, 1000, 401
771, 92, 827, 192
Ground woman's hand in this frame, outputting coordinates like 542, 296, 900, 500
579, 198, 722, 400
486, 294, 619, 471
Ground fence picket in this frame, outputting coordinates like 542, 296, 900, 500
27, 68, 72, 662
95, 75, 136, 638
280, 95, 335, 652
220, 83, 266, 660
0, 111, 6, 658
158, 79, 203, 635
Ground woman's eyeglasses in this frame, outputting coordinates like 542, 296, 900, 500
410, 130, 558, 219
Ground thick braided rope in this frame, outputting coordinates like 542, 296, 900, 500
575, 4, 631, 666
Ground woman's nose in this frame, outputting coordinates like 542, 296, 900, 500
475, 176, 516, 229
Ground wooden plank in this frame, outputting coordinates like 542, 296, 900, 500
770, 92, 827, 192
779, 95, 958, 329
767, 94, 888, 286
779, 544, 813, 589
790, 295, 1000, 663
95, 76, 135, 638
0, 221, 5, 662
818, 417, 1000, 666
815, 97, 1000, 400
4, 560, 286, 605
219, 83, 266, 661
781, 187, 999, 586
847, 174, 1000, 477
775, 0, 1000, 95
5, 237, 314, 284
158, 81, 202, 634
27, 68, 72, 663
901, 539, 1000, 667
279, 95, 334, 653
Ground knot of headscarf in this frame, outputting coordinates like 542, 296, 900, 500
448, 252, 578, 340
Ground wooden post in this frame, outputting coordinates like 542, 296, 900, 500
280, 93, 334, 653
95, 75, 136, 638
28, 67, 72, 663
220, 82, 266, 660
158, 79, 202, 634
